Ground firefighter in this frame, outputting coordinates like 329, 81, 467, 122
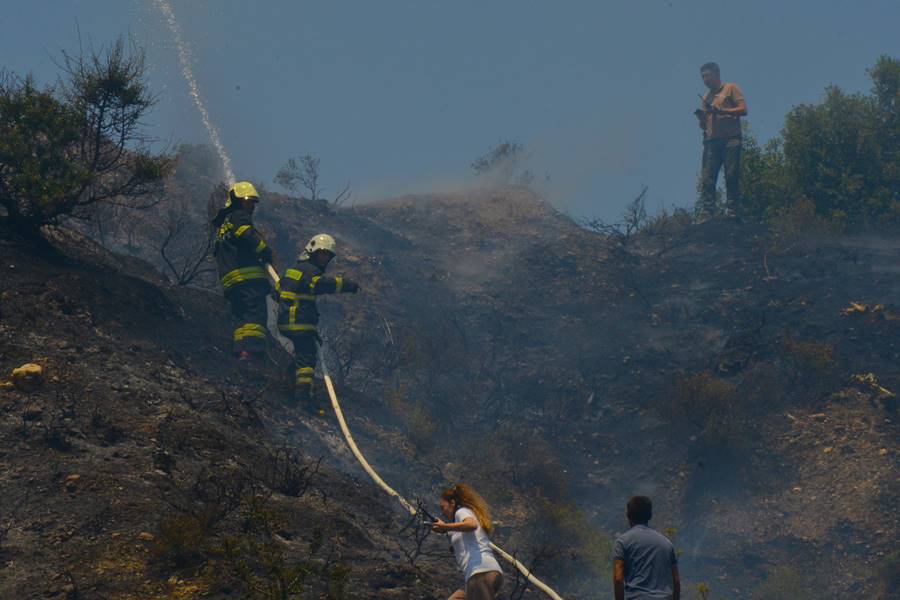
276, 233, 359, 412
212, 181, 274, 364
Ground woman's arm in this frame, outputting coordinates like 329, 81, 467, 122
431, 517, 478, 533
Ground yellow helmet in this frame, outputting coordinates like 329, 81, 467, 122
224, 181, 259, 209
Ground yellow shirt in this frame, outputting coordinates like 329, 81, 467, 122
702, 82, 746, 140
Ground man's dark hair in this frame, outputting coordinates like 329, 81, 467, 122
627, 496, 653, 524
700, 62, 720, 75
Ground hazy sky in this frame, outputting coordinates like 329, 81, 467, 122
3, 1, 898, 220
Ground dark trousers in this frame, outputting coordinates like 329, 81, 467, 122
700, 137, 742, 213
285, 333, 317, 397
224, 281, 269, 355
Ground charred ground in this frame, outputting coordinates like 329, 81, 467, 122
1, 187, 898, 599
0, 229, 460, 599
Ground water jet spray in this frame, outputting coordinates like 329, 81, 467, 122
153, 0, 235, 184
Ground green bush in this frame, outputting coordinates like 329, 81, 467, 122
740, 55, 900, 228
0, 37, 172, 233
661, 372, 749, 452
541, 501, 613, 589
782, 336, 835, 375
151, 514, 209, 569
384, 379, 438, 453
693, 582, 710, 600
877, 551, 900, 598
739, 132, 792, 222
221, 497, 349, 600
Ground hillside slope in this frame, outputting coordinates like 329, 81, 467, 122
261, 189, 899, 598
2, 186, 898, 599
0, 229, 460, 599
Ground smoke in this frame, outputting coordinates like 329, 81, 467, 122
526, 120, 639, 214
353, 169, 477, 205
350, 117, 639, 222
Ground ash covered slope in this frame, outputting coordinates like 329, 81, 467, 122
2, 186, 897, 599
0, 229, 459, 599
260, 188, 898, 598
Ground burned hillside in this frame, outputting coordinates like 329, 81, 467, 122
1, 185, 898, 599
3, 8, 897, 598
0, 228, 461, 599
262, 188, 899, 598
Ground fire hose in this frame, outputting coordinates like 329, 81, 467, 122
316, 345, 565, 600
266, 265, 565, 599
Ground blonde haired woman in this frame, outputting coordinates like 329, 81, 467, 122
432, 483, 503, 599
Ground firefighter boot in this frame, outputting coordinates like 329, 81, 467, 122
292, 384, 311, 407
237, 350, 265, 370
308, 386, 327, 418
293, 386, 325, 417
293, 367, 323, 416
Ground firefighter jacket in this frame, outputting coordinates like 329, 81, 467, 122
276, 259, 357, 335
213, 209, 273, 291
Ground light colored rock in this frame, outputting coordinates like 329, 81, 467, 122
11, 363, 44, 392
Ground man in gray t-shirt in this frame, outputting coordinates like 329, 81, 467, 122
613, 496, 680, 600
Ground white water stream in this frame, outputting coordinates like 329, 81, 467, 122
153, 0, 235, 184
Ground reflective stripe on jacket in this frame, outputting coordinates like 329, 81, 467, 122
276, 260, 347, 333
214, 209, 273, 290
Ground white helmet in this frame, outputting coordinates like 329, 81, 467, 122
301, 233, 337, 260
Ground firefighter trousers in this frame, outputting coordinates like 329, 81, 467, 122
285, 333, 317, 399
224, 281, 269, 355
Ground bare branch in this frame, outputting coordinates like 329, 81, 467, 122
396, 498, 447, 566
275, 153, 321, 200
471, 140, 531, 185
331, 181, 352, 208
155, 184, 220, 286
581, 185, 649, 244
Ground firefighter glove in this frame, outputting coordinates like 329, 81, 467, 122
258, 246, 274, 264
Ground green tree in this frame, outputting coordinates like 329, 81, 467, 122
739, 130, 791, 221
782, 85, 882, 226
868, 55, 900, 217
739, 55, 900, 228
0, 37, 172, 234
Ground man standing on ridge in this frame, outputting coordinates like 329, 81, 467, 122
212, 181, 274, 366
695, 62, 747, 220
276, 233, 359, 414
613, 496, 680, 600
